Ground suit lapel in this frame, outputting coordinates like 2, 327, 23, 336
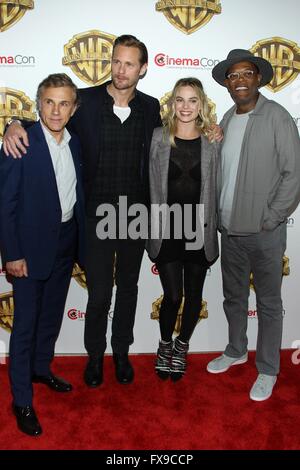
157, 139, 171, 203
140, 94, 151, 153
200, 136, 212, 192
90, 87, 105, 160
69, 137, 81, 177
33, 122, 61, 208
69, 136, 84, 204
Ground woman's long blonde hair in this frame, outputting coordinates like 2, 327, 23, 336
164, 77, 213, 146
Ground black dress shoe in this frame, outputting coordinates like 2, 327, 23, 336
84, 356, 103, 387
113, 353, 134, 384
13, 405, 42, 436
32, 373, 72, 392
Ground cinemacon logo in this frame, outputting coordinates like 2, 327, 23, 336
0, 54, 35, 66
151, 264, 159, 275
248, 309, 286, 318
154, 53, 219, 69
67, 308, 86, 320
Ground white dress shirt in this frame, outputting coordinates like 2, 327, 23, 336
41, 122, 77, 222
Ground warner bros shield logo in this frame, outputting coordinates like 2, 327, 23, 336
62, 30, 117, 86
0, 0, 34, 32
0, 87, 36, 139
251, 37, 300, 92
0, 291, 13, 333
155, 0, 222, 34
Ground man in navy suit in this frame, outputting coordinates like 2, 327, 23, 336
0, 74, 85, 436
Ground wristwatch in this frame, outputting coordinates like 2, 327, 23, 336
6, 117, 21, 126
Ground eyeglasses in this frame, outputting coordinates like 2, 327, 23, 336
226, 70, 257, 82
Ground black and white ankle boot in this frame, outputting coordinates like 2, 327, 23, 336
170, 337, 189, 382
155, 340, 173, 380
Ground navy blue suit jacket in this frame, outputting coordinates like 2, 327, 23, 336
0, 121, 85, 280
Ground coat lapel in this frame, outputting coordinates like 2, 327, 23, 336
69, 137, 81, 178
32, 122, 61, 209
157, 139, 171, 203
92, 86, 105, 160
69, 136, 84, 204
200, 136, 212, 193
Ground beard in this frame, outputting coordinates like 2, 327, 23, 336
112, 74, 139, 91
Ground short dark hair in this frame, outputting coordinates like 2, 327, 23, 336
36, 73, 79, 111
112, 34, 148, 65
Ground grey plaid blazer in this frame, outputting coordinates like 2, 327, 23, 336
146, 127, 219, 263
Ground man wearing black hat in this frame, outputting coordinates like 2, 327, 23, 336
207, 49, 300, 401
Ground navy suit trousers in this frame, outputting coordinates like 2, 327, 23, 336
9, 218, 77, 407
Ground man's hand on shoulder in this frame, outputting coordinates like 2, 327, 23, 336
3, 122, 29, 159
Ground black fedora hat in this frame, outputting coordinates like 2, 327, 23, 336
212, 49, 274, 87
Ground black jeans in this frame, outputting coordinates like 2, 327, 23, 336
84, 217, 145, 356
156, 260, 207, 343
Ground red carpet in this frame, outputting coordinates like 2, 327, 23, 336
0, 351, 299, 450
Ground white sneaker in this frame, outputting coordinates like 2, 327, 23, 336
206, 353, 248, 374
250, 374, 277, 401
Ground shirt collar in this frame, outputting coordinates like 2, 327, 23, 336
104, 82, 139, 109
40, 120, 71, 147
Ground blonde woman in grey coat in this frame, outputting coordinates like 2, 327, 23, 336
147, 77, 219, 381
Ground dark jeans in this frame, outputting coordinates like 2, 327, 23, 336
84, 217, 145, 356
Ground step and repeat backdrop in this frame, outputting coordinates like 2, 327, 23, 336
0, 0, 300, 354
